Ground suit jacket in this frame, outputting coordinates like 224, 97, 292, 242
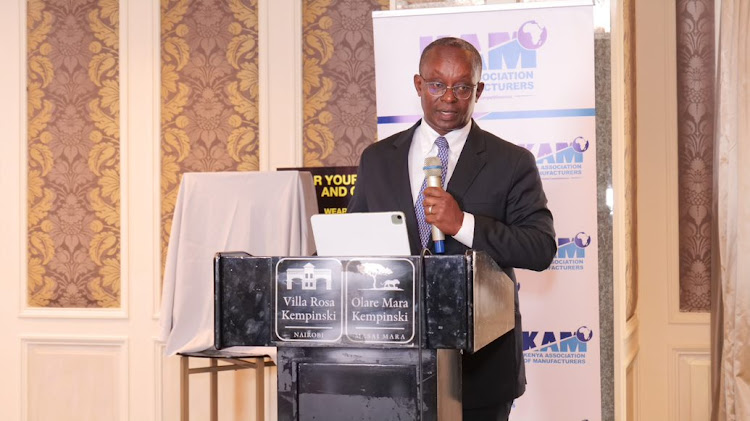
348, 120, 556, 408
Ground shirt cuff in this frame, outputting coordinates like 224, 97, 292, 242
453, 212, 475, 248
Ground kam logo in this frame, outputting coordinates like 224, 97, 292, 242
523, 326, 594, 365
420, 20, 548, 97
519, 136, 590, 179
549, 232, 592, 271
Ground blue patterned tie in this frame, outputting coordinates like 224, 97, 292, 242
415, 136, 450, 248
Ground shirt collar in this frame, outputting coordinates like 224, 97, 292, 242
416, 120, 472, 153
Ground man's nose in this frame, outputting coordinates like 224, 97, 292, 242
440, 88, 458, 102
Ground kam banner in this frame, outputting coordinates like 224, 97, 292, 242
373, 2, 599, 420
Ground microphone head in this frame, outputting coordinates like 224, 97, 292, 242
423, 156, 442, 177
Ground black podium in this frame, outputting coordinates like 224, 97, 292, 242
214, 251, 515, 421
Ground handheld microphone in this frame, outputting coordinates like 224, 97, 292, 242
423, 156, 445, 254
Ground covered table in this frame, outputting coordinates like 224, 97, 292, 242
158, 171, 318, 357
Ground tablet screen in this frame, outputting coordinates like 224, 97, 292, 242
311, 212, 411, 256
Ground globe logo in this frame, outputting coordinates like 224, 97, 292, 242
518, 20, 548, 50
576, 326, 593, 342
572, 136, 590, 152
574, 232, 591, 248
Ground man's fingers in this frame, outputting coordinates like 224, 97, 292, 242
422, 186, 445, 198
422, 188, 463, 236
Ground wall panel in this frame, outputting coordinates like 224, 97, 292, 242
27, 0, 121, 309
673, 348, 711, 421
22, 336, 128, 421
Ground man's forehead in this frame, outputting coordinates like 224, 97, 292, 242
420, 47, 479, 81
423, 45, 471, 64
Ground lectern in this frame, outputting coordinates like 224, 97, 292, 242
214, 251, 515, 421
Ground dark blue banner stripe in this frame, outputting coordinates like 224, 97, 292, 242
376, 115, 422, 124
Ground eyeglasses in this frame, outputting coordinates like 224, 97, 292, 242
421, 80, 476, 100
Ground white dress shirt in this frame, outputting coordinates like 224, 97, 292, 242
408, 121, 475, 247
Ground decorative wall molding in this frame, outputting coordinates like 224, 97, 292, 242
154, 341, 166, 421
20, 307, 127, 319
612, 0, 638, 418
21, 335, 129, 421
624, 315, 640, 367
18, 0, 30, 316
151, 0, 163, 320
670, 347, 711, 421
119, 0, 131, 322
14, 0, 129, 316
258, 0, 303, 171
623, 316, 640, 421
628, 353, 640, 421
21, 0, 131, 312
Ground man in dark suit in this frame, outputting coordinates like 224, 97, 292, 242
348, 37, 556, 420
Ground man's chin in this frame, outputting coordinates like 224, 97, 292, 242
425, 116, 465, 133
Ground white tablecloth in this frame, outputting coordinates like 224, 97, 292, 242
158, 171, 318, 358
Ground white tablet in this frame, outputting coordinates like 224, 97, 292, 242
311, 211, 411, 257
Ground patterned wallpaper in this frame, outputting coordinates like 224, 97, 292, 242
160, 0, 259, 268
676, 0, 713, 312
27, 0, 120, 308
302, 0, 389, 167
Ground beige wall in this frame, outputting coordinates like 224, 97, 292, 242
633, 0, 711, 420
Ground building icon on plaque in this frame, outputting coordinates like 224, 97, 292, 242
275, 258, 343, 342
286, 263, 332, 290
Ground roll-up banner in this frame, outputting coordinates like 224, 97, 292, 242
373, 2, 600, 420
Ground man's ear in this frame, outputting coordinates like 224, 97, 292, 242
414, 74, 422, 97
475, 81, 485, 102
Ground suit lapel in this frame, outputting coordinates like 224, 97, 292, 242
387, 122, 422, 253
447, 120, 487, 200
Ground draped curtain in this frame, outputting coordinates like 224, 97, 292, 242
710, 1, 750, 419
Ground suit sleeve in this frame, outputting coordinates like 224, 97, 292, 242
347, 147, 370, 213
472, 149, 556, 271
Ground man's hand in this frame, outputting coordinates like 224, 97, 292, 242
422, 187, 464, 236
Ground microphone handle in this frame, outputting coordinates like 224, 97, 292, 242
426, 175, 442, 189
425, 175, 446, 252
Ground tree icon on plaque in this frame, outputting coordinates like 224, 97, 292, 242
356, 263, 404, 291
